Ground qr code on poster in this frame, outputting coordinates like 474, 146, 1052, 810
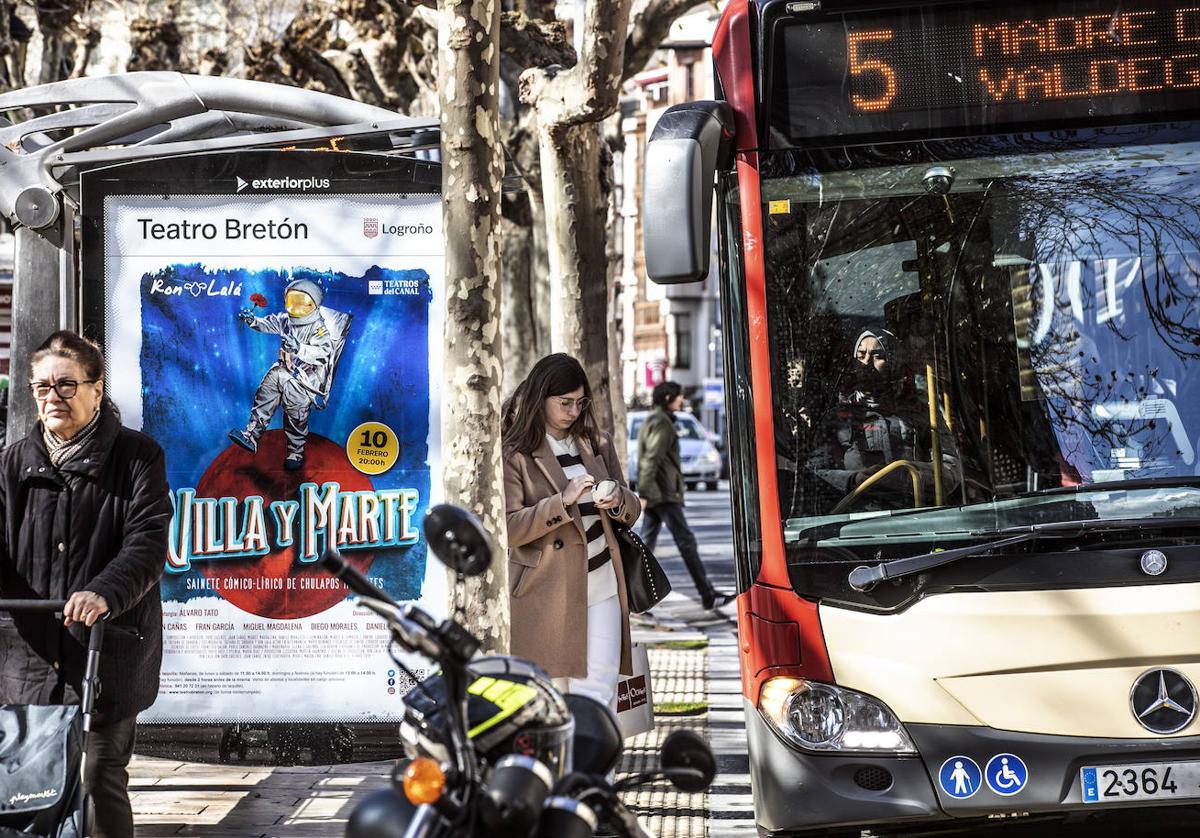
394, 667, 426, 691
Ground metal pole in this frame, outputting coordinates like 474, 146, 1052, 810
59, 204, 76, 330
8, 224, 64, 445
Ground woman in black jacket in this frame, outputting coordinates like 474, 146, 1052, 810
0, 330, 170, 838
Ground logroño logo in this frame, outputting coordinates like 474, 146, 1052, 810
363, 218, 379, 239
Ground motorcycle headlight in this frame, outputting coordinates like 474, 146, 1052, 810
758, 677, 916, 754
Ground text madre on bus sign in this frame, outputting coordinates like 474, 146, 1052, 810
771, 1, 1200, 144
80, 150, 446, 723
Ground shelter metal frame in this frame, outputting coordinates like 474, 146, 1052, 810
0, 72, 438, 443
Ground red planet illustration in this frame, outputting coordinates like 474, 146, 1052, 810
195, 430, 375, 619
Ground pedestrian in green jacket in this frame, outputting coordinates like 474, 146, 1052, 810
637, 381, 733, 610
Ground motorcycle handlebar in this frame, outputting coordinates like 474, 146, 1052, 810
320, 550, 395, 604
550, 774, 651, 838
320, 550, 447, 662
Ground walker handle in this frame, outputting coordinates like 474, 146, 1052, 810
0, 599, 136, 637
0, 599, 68, 613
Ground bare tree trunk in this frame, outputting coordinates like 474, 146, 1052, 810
69, 25, 97, 77
500, 190, 537, 400
439, 0, 508, 653
536, 122, 615, 431
529, 188, 551, 355
505, 101, 552, 365
606, 128, 628, 467
127, 18, 187, 72
5, 8, 30, 92
520, 0, 631, 435
0, 1, 18, 90
35, 0, 80, 84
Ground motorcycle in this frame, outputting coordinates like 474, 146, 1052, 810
324, 503, 716, 838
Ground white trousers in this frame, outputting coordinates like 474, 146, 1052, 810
554, 594, 622, 709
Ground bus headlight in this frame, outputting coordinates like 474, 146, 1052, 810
759, 677, 916, 754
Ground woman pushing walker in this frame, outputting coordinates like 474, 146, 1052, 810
0, 331, 170, 838
502, 354, 641, 708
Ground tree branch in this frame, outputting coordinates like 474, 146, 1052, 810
570, 0, 630, 111
622, 0, 709, 82
500, 11, 574, 68
517, 0, 631, 125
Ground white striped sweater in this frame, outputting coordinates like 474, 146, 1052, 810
546, 433, 618, 605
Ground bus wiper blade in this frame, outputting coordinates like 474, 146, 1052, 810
1033, 476, 1200, 496
847, 516, 1200, 592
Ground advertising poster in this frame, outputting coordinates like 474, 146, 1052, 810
81, 152, 445, 722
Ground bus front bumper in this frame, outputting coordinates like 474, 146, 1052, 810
745, 698, 1200, 835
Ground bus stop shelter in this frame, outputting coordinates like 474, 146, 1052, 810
0, 71, 437, 446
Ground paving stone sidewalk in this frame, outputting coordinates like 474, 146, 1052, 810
131, 616, 714, 837
132, 487, 745, 837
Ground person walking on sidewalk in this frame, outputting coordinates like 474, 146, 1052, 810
0, 331, 171, 838
638, 381, 733, 611
502, 353, 642, 708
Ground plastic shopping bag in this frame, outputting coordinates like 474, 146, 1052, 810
615, 643, 654, 739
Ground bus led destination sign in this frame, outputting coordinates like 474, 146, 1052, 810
772, 2, 1200, 144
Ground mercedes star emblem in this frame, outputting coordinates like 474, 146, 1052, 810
1130, 668, 1197, 735
1139, 549, 1167, 576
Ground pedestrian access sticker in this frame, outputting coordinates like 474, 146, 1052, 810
939, 756, 982, 799
985, 753, 1029, 796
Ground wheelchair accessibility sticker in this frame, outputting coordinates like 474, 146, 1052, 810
938, 756, 982, 799
985, 753, 1029, 796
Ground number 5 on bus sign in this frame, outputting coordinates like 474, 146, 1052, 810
848, 29, 897, 111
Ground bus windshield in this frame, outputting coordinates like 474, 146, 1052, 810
762, 130, 1200, 547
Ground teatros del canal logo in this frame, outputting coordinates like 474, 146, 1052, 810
1130, 668, 1197, 734
364, 218, 379, 238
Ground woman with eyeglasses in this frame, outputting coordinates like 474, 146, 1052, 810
0, 330, 170, 838
501, 353, 641, 709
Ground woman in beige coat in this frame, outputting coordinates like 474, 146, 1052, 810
502, 353, 641, 707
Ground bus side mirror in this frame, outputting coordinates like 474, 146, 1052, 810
642, 101, 734, 285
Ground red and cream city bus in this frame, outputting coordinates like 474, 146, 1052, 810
642, 1, 1200, 834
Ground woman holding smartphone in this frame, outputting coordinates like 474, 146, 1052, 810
501, 353, 641, 707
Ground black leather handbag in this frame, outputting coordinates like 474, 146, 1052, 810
611, 522, 672, 613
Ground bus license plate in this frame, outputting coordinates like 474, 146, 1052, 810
1081, 761, 1200, 804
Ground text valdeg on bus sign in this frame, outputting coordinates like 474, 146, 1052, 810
773, 2, 1200, 142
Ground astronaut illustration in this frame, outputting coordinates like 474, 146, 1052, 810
228, 278, 351, 470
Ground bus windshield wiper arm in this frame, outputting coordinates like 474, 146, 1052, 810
847, 516, 1200, 592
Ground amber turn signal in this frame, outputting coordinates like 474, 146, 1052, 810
402, 757, 446, 805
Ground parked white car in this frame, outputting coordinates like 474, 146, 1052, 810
627, 410, 722, 491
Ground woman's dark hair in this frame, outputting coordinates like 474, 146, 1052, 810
502, 353, 599, 456
30, 330, 105, 380
651, 381, 683, 410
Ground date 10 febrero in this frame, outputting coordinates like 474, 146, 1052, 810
848, 7, 1200, 112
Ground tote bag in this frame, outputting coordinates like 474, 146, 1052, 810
615, 644, 655, 738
